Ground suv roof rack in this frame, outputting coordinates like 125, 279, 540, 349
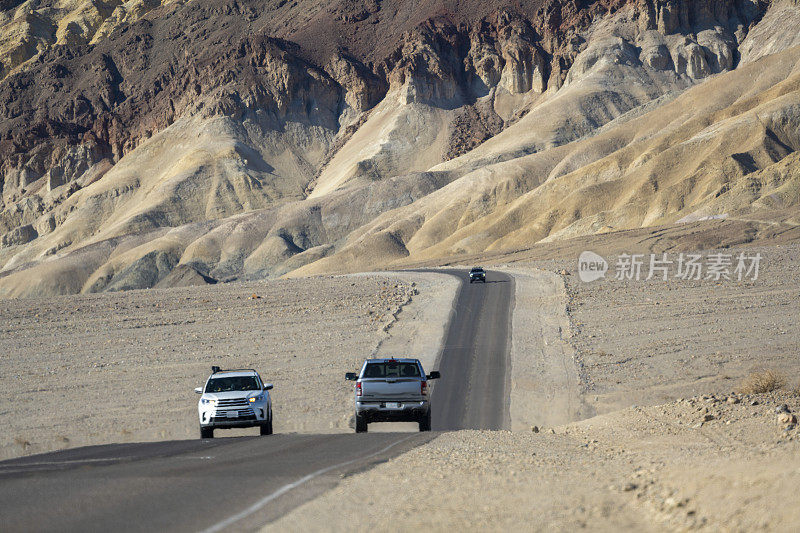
211, 366, 258, 374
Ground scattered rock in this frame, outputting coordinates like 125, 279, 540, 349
726, 396, 740, 404
775, 404, 790, 414
703, 414, 715, 422
778, 413, 797, 425
623, 482, 638, 492
531, 426, 539, 433
751, 400, 759, 406
664, 496, 685, 509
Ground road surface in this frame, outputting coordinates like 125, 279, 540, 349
428, 269, 513, 430
0, 269, 514, 532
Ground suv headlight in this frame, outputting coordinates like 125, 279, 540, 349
249, 393, 265, 403
201, 398, 216, 405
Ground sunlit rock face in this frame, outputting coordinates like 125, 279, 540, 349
2, 0, 799, 297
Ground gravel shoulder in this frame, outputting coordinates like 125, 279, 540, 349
501, 267, 593, 430
357, 271, 460, 370
0, 273, 458, 460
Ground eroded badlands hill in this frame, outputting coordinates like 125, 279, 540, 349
1, 0, 799, 297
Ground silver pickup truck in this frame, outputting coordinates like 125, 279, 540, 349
346, 358, 441, 433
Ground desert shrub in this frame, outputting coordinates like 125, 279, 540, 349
737, 369, 787, 394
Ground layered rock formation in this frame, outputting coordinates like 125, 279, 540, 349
0, 0, 798, 297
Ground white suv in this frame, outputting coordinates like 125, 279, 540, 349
194, 367, 273, 438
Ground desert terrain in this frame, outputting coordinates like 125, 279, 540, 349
266, 240, 800, 532
2, 236, 798, 530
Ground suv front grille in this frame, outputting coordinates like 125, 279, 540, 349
215, 398, 250, 408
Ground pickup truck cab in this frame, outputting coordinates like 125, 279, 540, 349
346, 358, 440, 433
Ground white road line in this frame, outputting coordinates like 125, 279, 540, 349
0, 456, 136, 469
199, 434, 417, 533
0, 456, 139, 476
0, 454, 215, 474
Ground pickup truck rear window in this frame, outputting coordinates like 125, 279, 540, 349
362, 362, 421, 378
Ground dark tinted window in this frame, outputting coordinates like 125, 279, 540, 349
205, 376, 261, 392
362, 362, 421, 378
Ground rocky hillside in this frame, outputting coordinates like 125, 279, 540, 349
1, 0, 799, 297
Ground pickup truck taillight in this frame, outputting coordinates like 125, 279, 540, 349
356, 381, 362, 396
421, 381, 428, 395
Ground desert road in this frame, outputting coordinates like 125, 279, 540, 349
0, 269, 514, 532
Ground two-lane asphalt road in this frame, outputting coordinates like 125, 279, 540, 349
429, 269, 514, 430
0, 269, 514, 532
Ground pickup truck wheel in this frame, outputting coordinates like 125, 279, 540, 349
419, 412, 432, 432
200, 426, 214, 439
355, 414, 368, 433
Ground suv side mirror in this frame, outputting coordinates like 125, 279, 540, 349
427, 371, 441, 380
263, 383, 273, 390
194, 387, 203, 394
345, 372, 358, 381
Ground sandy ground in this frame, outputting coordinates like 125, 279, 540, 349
265, 242, 800, 532
0, 273, 458, 460
564, 243, 800, 414
503, 267, 592, 430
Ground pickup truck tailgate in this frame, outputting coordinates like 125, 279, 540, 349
360, 378, 422, 400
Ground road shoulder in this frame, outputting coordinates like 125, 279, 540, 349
500, 266, 593, 430
364, 271, 461, 370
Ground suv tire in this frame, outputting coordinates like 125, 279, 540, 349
419, 411, 432, 432
355, 413, 368, 433
260, 413, 273, 435
200, 426, 214, 439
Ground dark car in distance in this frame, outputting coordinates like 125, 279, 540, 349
469, 267, 486, 283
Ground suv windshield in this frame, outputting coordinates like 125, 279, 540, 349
362, 362, 421, 378
471, 268, 483, 272
205, 376, 261, 393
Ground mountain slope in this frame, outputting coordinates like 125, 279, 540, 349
1, 0, 798, 297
